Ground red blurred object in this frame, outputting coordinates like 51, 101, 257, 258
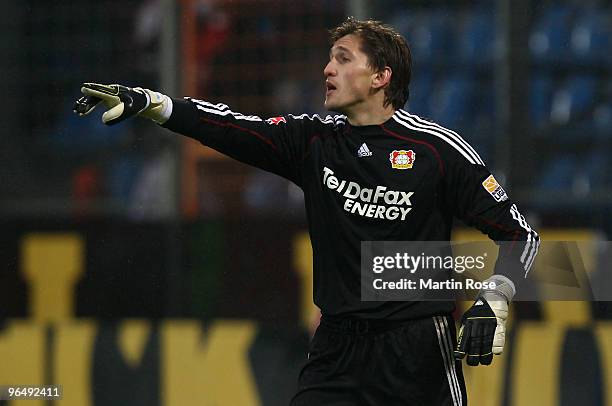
73, 165, 101, 215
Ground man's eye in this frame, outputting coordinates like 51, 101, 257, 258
341, 57, 350, 63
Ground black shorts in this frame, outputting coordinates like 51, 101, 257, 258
291, 314, 467, 406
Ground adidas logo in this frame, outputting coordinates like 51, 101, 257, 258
475, 299, 484, 306
357, 143, 372, 157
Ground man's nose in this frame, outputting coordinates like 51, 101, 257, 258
323, 61, 336, 77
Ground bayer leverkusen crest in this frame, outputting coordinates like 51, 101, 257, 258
389, 150, 416, 169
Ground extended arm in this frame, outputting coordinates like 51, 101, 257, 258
73, 82, 333, 184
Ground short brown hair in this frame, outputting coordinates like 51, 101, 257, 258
329, 17, 412, 110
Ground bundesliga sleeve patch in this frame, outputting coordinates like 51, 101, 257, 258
482, 174, 508, 202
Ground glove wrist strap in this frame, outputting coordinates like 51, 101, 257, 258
480, 275, 516, 303
135, 88, 173, 124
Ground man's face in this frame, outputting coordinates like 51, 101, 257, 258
324, 34, 376, 113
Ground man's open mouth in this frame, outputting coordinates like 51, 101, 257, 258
326, 81, 337, 95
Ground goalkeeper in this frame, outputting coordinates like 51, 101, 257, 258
74, 17, 538, 406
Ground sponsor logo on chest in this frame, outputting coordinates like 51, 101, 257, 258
323, 167, 414, 221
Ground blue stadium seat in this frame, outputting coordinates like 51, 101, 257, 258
107, 155, 142, 201
530, 5, 574, 64
406, 71, 433, 117
473, 80, 496, 128
458, 10, 495, 67
538, 155, 576, 191
530, 75, 554, 127
429, 76, 475, 129
52, 99, 128, 153
582, 151, 609, 189
550, 75, 597, 125
409, 9, 453, 65
594, 101, 612, 133
571, 9, 611, 66
539, 151, 608, 200
389, 12, 415, 44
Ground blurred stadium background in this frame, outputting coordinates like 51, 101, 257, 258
0, 0, 611, 405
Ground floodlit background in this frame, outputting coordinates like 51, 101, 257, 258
0, 0, 611, 405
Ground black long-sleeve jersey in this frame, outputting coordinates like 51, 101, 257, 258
163, 97, 539, 320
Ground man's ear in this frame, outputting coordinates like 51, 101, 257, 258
372, 66, 392, 90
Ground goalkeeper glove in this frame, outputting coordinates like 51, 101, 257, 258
454, 275, 515, 366
73, 82, 172, 125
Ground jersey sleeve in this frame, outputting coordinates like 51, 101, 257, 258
161, 97, 332, 185
444, 147, 540, 285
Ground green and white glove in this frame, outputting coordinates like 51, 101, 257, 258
73, 83, 172, 125
454, 275, 515, 366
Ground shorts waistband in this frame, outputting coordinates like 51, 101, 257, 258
320, 315, 412, 334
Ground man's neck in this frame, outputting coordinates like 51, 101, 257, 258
345, 101, 396, 126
